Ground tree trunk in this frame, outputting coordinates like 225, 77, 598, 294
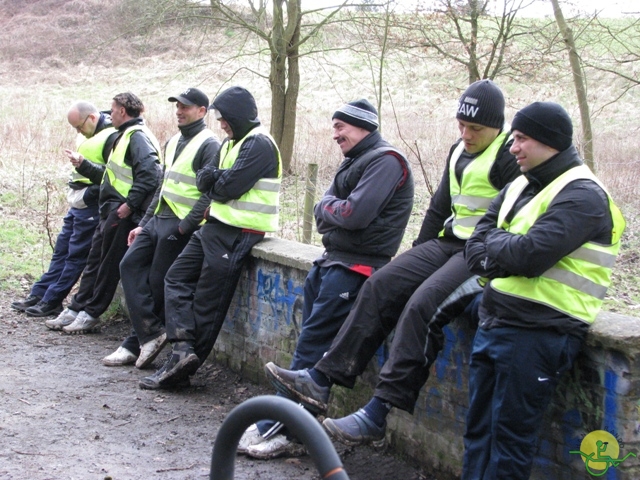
269, 0, 301, 173
550, 0, 595, 170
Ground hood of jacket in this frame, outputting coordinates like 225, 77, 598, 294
211, 86, 261, 140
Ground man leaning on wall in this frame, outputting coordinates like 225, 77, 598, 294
11, 102, 117, 319
241, 98, 415, 459
462, 102, 625, 479
45, 92, 162, 334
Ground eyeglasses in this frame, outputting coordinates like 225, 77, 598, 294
74, 115, 90, 132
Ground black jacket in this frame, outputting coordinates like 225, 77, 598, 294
197, 87, 279, 210
77, 117, 161, 223
414, 135, 520, 246
318, 131, 414, 268
140, 118, 220, 235
465, 146, 614, 338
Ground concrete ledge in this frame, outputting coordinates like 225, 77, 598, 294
211, 237, 640, 479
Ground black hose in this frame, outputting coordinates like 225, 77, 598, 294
210, 395, 349, 480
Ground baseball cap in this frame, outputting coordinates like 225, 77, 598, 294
168, 87, 209, 109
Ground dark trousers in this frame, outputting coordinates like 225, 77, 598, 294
257, 262, 367, 437
164, 221, 263, 362
291, 264, 367, 370
316, 236, 472, 413
119, 216, 191, 350
31, 206, 99, 305
69, 208, 135, 318
462, 327, 583, 480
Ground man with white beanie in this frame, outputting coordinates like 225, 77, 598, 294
243, 98, 415, 458
264, 80, 521, 448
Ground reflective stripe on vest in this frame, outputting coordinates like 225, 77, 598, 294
491, 164, 625, 324
155, 129, 215, 219
104, 124, 162, 197
440, 128, 511, 240
208, 126, 282, 232
72, 127, 116, 184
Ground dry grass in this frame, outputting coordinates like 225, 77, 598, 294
0, 0, 638, 313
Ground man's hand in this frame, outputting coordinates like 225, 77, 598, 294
127, 226, 143, 246
117, 202, 132, 219
64, 148, 84, 168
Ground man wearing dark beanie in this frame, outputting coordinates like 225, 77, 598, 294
240, 98, 415, 458
263, 80, 522, 449
463, 101, 625, 479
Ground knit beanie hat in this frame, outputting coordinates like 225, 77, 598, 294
456, 79, 505, 129
511, 102, 573, 152
332, 99, 379, 132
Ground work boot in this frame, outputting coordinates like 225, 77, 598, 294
135, 333, 168, 369
45, 308, 78, 331
25, 301, 63, 318
323, 409, 386, 447
11, 295, 41, 312
264, 362, 330, 415
139, 351, 194, 390
62, 311, 101, 334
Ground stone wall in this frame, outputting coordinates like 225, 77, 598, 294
211, 237, 640, 479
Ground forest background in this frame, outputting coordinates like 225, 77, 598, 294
0, 0, 638, 316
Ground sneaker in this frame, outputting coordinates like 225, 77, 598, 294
264, 362, 329, 415
11, 295, 41, 312
45, 308, 79, 331
244, 434, 306, 459
322, 409, 386, 447
139, 349, 198, 390
62, 311, 101, 334
237, 424, 266, 454
103, 346, 138, 366
25, 301, 63, 318
135, 333, 168, 369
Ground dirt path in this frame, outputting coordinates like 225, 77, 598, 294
0, 293, 430, 480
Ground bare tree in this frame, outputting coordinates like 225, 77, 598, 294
550, 0, 594, 170
207, 0, 360, 172
396, 0, 541, 85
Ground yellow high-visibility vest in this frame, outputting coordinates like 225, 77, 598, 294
491, 164, 625, 324
155, 129, 215, 219
208, 126, 282, 232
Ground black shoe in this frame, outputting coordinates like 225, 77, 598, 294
11, 295, 41, 312
25, 301, 63, 318
139, 349, 198, 390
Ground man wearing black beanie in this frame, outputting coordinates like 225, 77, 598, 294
463, 102, 625, 479
240, 98, 415, 458
263, 80, 522, 449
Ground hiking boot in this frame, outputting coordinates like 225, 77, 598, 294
139, 349, 198, 390
237, 424, 266, 454
103, 346, 138, 367
245, 434, 306, 459
135, 333, 168, 369
138, 367, 191, 390
11, 295, 41, 312
45, 308, 79, 331
322, 409, 386, 447
62, 311, 101, 334
25, 301, 63, 318
264, 362, 330, 415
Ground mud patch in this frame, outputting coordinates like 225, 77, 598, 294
0, 292, 432, 480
